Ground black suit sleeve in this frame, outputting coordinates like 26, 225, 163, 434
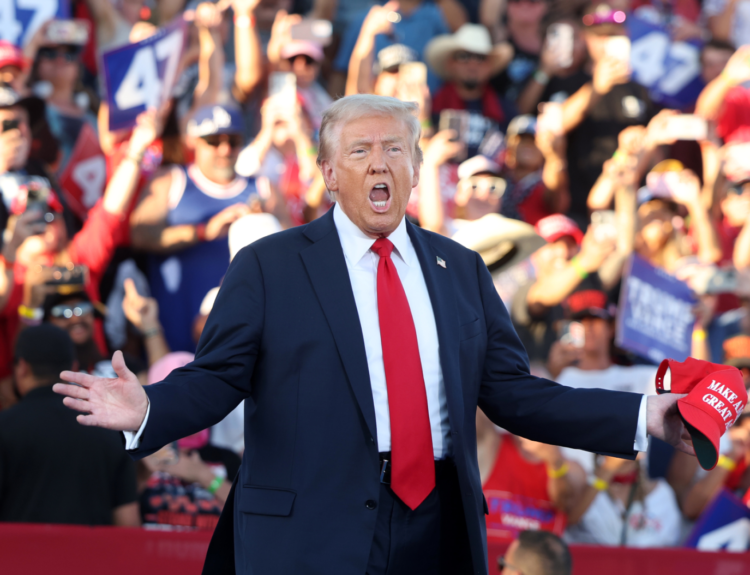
474, 253, 641, 459
130, 246, 265, 457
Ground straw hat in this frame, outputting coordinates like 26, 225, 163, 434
452, 213, 546, 272
424, 24, 513, 80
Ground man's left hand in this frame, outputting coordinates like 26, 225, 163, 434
646, 394, 695, 455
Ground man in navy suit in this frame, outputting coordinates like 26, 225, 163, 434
54, 95, 692, 575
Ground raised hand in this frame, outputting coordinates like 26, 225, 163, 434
592, 56, 630, 95
53, 350, 149, 431
362, 1, 400, 37
646, 393, 695, 455
423, 129, 465, 167
122, 278, 160, 334
669, 169, 702, 208
127, 107, 164, 159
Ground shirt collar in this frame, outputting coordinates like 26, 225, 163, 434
333, 203, 413, 268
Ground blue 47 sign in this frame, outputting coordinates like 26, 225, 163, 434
103, 18, 186, 131
0, 0, 69, 47
628, 16, 704, 109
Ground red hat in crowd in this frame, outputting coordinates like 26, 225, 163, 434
564, 289, 616, 321
0, 41, 26, 71
9, 183, 64, 216
534, 214, 583, 245
677, 369, 747, 470
655, 357, 733, 394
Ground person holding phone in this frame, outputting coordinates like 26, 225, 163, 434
516, 17, 590, 116
427, 24, 517, 158
0, 107, 163, 382
559, 3, 655, 227
25, 20, 96, 169
266, 13, 332, 131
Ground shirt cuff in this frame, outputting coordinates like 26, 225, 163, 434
122, 400, 150, 451
633, 395, 649, 453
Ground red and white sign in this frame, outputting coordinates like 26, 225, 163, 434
59, 123, 106, 220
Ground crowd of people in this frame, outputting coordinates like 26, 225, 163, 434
0, 0, 749, 557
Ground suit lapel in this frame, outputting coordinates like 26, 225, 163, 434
407, 222, 465, 434
300, 210, 378, 442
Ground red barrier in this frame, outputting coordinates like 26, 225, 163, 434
1, 524, 750, 574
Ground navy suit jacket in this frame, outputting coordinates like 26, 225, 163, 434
131, 208, 642, 574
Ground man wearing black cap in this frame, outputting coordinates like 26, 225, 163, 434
0, 324, 139, 525
560, 3, 655, 226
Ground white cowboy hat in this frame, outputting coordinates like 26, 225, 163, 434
424, 24, 514, 80
452, 213, 546, 272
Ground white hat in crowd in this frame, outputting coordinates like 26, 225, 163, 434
228, 213, 283, 261
452, 213, 546, 272
424, 24, 514, 80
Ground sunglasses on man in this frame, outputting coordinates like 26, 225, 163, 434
50, 301, 94, 319
38, 46, 82, 63
458, 176, 507, 198
201, 134, 243, 149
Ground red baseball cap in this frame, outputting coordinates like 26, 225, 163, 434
655, 357, 733, 394
534, 214, 583, 245
0, 41, 26, 70
678, 369, 747, 470
564, 289, 616, 321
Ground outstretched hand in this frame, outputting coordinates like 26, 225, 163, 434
53, 351, 149, 432
646, 393, 695, 455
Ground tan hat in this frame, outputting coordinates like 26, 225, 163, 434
452, 213, 546, 271
425, 24, 513, 80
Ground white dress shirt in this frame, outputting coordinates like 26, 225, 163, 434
125, 206, 650, 455
334, 204, 451, 458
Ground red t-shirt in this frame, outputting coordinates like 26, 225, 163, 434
0, 200, 129, 378
483, 434, 567, 539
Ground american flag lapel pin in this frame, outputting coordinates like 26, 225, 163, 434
436, 256, 446, 268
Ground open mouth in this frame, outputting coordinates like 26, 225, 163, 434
369, 183, 391, 213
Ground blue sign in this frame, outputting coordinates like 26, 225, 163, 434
103, 17, 186, 132
685, 489, 750, 551
628, 16, 704, 109
0, 0, 70, 47
616, 255, 695, 364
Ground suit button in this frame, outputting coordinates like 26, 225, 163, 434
365, 500, 377, 510
370, 437, 375, 444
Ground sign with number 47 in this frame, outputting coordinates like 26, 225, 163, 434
0, 0, 69, 47
103, 17, 186, 131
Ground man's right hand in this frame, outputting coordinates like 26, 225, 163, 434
53, 350, 149, 432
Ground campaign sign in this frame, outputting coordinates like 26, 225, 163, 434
628, 16, 703, 109
616, 255, 695, 364
0, 0, 69, 47
685, 489, 750, 551
103, 17, 186, 131
484, 490, 566, 540
58, 123, 106, 221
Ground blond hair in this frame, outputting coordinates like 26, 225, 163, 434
317, 94, 423, 166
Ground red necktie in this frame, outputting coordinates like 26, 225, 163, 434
371, 238, 435, 510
